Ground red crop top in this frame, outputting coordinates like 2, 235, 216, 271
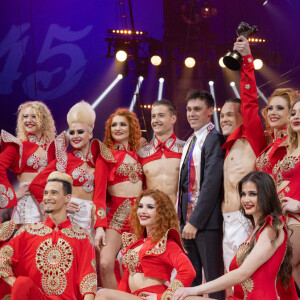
119, 229, 196, 300
25, 153, 47, 173
272, 154, 300, 186
108, 161, 143, 186
72, 166, 95, 193
122, 248, 144, 275
138, 133, 185, 166
0, 130, 55, 209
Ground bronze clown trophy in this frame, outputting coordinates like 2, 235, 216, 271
223, 22, 258, 71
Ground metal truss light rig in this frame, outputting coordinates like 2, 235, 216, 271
105, 29, 150, 61
105, 29, 165, 78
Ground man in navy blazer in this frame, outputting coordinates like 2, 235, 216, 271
178, 90, 225, 300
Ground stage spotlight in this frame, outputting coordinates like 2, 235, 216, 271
200, 1, 218, 18
230, 82, 240, 98
151, 55, 162, 66
129, 76, 144, 112
208, 80, 220, 132
158, 78, 164, 100
114, 41, 129, 62
256, 0, 268, 5
257, 86, 268, 104
91, 75, 123, 109
149, 40, 164, 66
116, 50, 127, 62
219, 57, 226, 68
185, 57, 196, 68
254, 59, 263, 70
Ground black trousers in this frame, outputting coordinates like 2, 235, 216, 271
182, 228, 225, 300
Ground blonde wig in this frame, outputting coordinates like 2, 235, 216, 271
67, 100, 96, 132
16, 101, 56, 143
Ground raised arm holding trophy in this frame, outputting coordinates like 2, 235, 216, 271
223, 22, 258, 71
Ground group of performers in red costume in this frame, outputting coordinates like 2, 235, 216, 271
1, 35, 300, 300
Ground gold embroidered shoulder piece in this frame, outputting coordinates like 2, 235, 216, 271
279, 139, 288, 147
55, 131, 68, 173
140, 137, 147, 148
61, 225, 89, 240
0, 245, 14, 278
121, 232, 138, 252
26, 223, 52, 236
0, 220, 16, 241
236, 241, 250, 267
80, 273, 97, 295
97, 140, 116, 163
145, 231, 168, 255
170, 138, 185, 153
161, 279, 184, 300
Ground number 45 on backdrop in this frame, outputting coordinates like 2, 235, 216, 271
0, 23, 92, 100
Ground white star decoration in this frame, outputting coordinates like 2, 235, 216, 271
245, 84, 251, 90
248, 58, 252, 63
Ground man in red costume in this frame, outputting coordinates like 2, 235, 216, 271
220, 36, 267, 271
0, 171, 97, 300
138, 100, 185, 205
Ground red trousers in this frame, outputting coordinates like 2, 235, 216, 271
11, 276, 48, 300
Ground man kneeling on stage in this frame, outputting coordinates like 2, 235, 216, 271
0, 171, 97, 300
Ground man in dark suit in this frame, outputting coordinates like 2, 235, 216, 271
178, 90, 225, 300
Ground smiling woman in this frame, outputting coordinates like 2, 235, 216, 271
95, 189, 196, 300
256, 88, 299, 174
173, 171, 297, 300
272, 99, 300, 289
0, 101, 56, 225
30, 101, 114, 238
93, 108, 143, 289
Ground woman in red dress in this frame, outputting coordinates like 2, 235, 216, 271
272, 98, 300, 288
256, 88, 298, 174
93, 108, 143, 289
96, 189, 196, 300
0, 101, 56, 225
173, 171, 297, 300
29, 101, 114, 237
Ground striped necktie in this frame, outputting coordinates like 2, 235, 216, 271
182, 134, 196, 168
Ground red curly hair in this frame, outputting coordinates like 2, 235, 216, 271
262, 88, 299, 139
104, 108, 141, 152
130, 189, 180, 243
